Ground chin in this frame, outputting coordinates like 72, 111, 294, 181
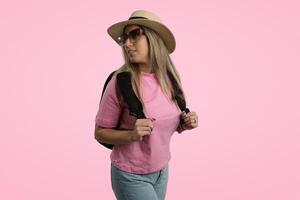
129, 58, 141, 63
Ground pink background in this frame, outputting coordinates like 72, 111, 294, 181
1, 0, 299, 199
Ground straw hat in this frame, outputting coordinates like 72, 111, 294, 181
107, 10, 176, 53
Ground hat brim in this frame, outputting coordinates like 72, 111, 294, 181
107, 19, 176, 53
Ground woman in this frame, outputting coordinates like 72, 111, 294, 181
94, 10, 198, 200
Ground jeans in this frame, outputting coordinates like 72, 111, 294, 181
111, 163, 169, 200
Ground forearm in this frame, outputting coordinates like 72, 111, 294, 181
94, 126, 134, 145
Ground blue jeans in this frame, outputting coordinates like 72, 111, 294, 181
111, 163, 169, 200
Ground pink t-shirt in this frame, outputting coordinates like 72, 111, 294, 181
95, 71, 181, 174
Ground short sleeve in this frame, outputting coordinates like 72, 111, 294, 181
95, 75, 122, 128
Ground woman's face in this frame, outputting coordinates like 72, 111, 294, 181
123, 25, 149, 65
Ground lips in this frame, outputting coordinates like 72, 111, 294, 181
127, 50, 136, 56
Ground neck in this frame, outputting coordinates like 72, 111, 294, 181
138, 62, 153, 73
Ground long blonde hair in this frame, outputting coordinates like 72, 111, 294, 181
115, 25, 186, 108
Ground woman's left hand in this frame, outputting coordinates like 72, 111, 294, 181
180, 111, 198, 130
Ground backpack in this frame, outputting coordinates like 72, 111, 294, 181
98, 70, 190, 149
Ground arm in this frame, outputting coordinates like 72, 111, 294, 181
94, 124, 135, 145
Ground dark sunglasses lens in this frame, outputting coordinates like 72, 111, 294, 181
117, 34, 127, 46
129, 29, 141, 40
117, 28, 142, 46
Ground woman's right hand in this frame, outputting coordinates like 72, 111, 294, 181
130, 118, 155, 142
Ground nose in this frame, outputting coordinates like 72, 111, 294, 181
124, 37, 133, 48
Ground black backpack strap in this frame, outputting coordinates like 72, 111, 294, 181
97, 71, 146, 150
116, 72, 146, 119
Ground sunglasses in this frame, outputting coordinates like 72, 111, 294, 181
117, 28, 144, 46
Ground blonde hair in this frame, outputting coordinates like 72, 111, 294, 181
115, 25, 186, 108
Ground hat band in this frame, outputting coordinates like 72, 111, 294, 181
128, 16, 148, 20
